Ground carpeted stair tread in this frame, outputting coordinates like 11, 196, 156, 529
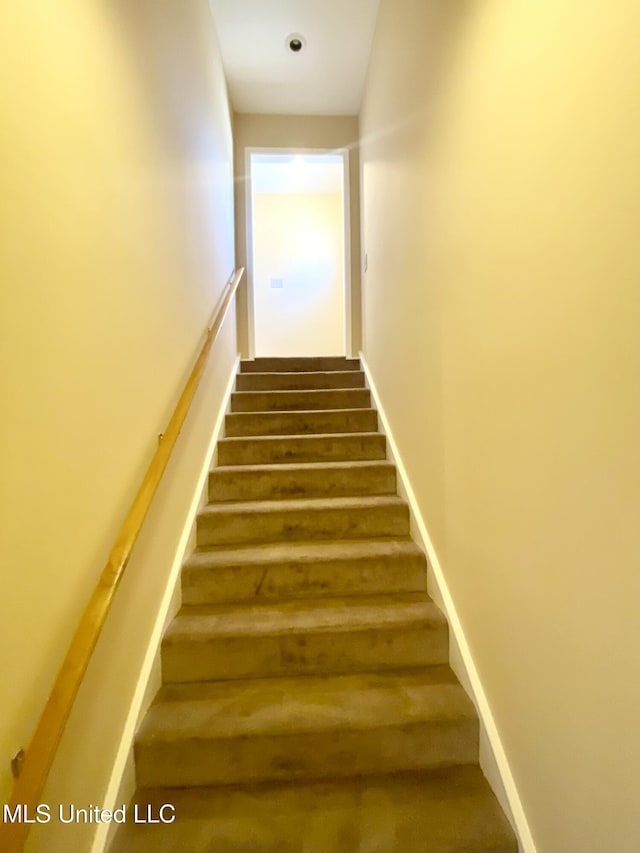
134, 668, 479, 785
211, 459, 396, 475
200, 494, 407, 516
196, 494, 410, 547
111, 766, 517, 853
208, 459, 397, 501
240, 356, 361, 373
236, 370, 366, 391
165, 593, 445, 640
231, 387, 371, 412
160, 594, 448, 682
217, 431, 386, 465
224, 407, 379, 436
137, 667, 475, 741
185, 537, 423, 568
181, 538, 427, 605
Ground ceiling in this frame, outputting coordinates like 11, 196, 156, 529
251, 154, 344, 194
208, 0, 380, 115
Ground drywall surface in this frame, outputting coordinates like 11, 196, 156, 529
253, 192, 345, 356
360, 2, 640, 851
233, 113, 361, 356
0, 2, 236, 850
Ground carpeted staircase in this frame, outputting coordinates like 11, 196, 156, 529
113, 357, 517, 852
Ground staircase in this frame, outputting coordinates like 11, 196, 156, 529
113, 357, 517, 852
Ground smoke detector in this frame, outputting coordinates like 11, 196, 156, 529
286, 33, 306, 54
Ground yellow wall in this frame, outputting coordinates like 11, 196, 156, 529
253, 193, 345, 356
0, 2, 236, 849
233, 114, 361, 356
360, 2, 640, 851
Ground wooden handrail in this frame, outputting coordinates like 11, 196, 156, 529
1, 268, 245, 852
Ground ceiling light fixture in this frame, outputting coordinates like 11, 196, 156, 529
286, 33, 306, 54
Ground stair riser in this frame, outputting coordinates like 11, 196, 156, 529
241, 358, 361, 373
135, 719, 479, 788
197, 504, 410, 547
236, 372, 365, 392
208, 465, 396, 502
231, 389, 371, 412
218, 435, 386, 466
162, 624, 448, 683
182, 552, 427, 605
225, 409, 378, 437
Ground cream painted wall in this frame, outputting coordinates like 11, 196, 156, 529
233, 114, 362, 356
253, 193, 345, 357
360, 2, 640, 852
0, 2, 236, 850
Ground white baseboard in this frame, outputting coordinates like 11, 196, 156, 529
91, 354, 239, 853
359, 352, 537, 853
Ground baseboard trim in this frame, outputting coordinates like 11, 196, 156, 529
359, 351, 537, 853
91, 354, 240, 853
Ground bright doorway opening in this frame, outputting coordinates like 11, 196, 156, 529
247, 151, 349, 358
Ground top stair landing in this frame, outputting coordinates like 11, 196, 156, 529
240, 356, 361, 373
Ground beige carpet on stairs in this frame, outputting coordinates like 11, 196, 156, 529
112, 356, 517, 853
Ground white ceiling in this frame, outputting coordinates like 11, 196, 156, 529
208, 0, 380, 115
252, 154, 344, 194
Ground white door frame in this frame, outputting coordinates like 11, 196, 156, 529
244, 146, 353, 360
